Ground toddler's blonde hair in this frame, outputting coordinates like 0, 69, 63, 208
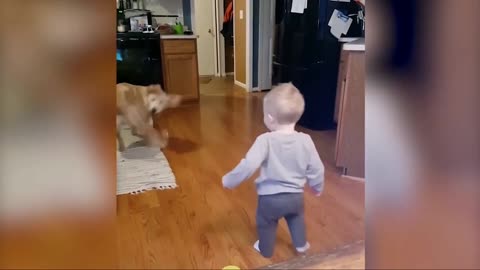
263, 82, 305, 125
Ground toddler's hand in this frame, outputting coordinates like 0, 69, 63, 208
221, 176, 230, 189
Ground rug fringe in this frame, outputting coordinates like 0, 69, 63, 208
128, 184, 178, 195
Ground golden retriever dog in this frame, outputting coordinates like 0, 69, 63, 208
116, 83, 181, 152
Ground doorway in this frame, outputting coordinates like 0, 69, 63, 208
216, 0, 235, 78
222, 0, 234, 75
193, 0, 216, 78
194, 0, 235, 80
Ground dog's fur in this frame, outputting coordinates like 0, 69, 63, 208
116, 83, 181, 151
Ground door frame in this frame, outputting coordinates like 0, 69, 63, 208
193, 0, 219, 77
214, 0, 254, 90
212, 0, 222, 77
246, 0, 252, 91
235, 0, 253, 91
257, 0, 275, 91
215, 0, 226, 77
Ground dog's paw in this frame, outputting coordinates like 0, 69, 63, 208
159, 140, 168, 149
118, 144, 126, 152
158, 130, 169, 149
161, 129, 169, 139
168, 95, 182, 108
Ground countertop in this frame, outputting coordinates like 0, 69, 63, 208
117, 31, 160, 38
160, 34, 198, 40
342, 38, 365, 51
116, 32, 198, 40
338, 37, 360, 43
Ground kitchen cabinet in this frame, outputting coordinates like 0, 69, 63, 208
160, 38, 199, 102
334, 50, 348, 123
335, 42, 365, 178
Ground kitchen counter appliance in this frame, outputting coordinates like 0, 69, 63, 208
116, 32, 163, 86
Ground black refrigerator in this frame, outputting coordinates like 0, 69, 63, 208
272, 0, 363, 130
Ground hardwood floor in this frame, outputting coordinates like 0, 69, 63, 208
117, 78, 365, 269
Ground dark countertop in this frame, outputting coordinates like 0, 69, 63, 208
116, 31, 161, 39
117, 31, 196, 40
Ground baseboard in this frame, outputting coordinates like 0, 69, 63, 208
252, 87, 271, 92
341, 175, 365, 182
234, 80, 248, 90
199, 75, 213, 84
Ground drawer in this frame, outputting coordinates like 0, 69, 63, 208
161, 39, 196, 54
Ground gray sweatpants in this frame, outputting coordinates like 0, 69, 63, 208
256, 192, 306, 258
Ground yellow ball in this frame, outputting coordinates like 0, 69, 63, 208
223, 265, 240, 270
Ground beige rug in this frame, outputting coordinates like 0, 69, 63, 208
117, 126, 177, 195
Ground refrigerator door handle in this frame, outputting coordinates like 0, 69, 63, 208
317, 0, 328, 40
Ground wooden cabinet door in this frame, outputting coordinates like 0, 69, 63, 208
335, 52, 365, 178
334, 50, 349, 123
342, 52, 365, 177
335, 75, 348, 168
335, 50, 350, 167
163, 53, 199, 101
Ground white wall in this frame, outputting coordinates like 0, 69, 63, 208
144, 0, 184, 25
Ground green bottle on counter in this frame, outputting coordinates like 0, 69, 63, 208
173, 20, 184, 35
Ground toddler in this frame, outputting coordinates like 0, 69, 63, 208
222, 83, 325, 258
